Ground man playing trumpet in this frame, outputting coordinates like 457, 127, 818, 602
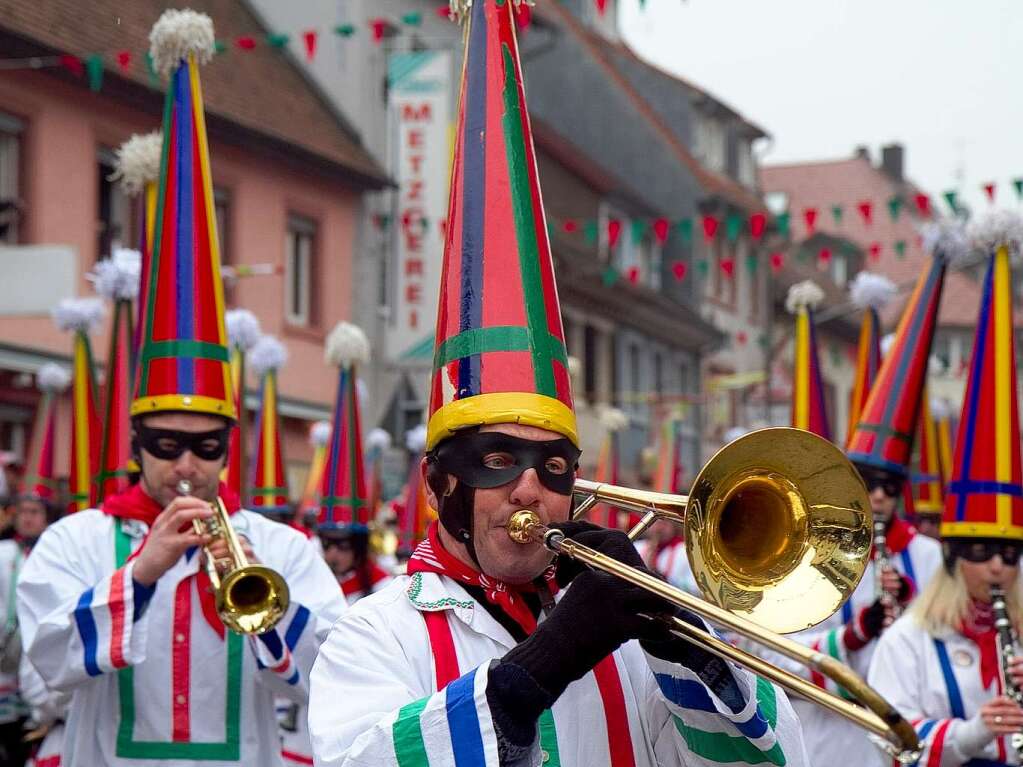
15, 10, 341, 765
308, 3, 807, 765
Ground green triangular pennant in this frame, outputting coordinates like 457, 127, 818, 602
675, 218, 693, 244
601, 265, 619, 287
334, 24, 356, 37
744, 253, 758, 274
266, 33, 290, 48
1014, 179, 1023, 200
776, 213, 791, 238
725, 214, 741, 243
943, 190, 958, 213
830, 205, 843, 225
402, 12, 423, 26
895, 240, 907, 259
583, 220, 599, 246
630, 218, 648, 245
887, 196, 903, 221
85, 54, 103, 92
696, 259, 709, 277
214, 40, 227, 54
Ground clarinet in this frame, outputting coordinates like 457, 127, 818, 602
873, 520, 901, 619
991, 585, 1023, 759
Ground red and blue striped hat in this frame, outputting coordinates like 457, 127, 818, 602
25, 364, 70, 502
845, 272, 895, 448
847, 222, 968, 479
320, 323, 371, 532
131, 10, 235, 421
426, 0, 575, 452
943, 212, 1023, 540
248, 336, 289, 514
787, 281, 831, 441
912, 391, 945, 517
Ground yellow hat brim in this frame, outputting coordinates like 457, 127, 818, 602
130, 393, 237, 421
427, 392, 578, 452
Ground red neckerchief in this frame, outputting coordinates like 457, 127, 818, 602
101, 482, 242, 640
340, 562, 392, 597
406, 522, 555, 635
960, 599, 998, 690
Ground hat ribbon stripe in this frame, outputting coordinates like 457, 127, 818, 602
854, 423, 914, 444
455, 0, 488, 400
870, 260, 943, 462
433, 326, 567, 371
955, 255, 995, 522
250, 375, 268, 501
140, 340, 229, 364
993, 247, 1013, 530
793, 310, 810, 429
263, 374, 277, 502
346, 371, 363, 524
173, 63, 196, 395
949, 480, 1023, 498
323, 371, 347, 525
501, 45, 560, 400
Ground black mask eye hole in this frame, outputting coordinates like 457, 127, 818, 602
481, 452, 516, 470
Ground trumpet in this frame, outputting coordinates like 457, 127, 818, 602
507, 427, 920, 763
178, 480, 290, 634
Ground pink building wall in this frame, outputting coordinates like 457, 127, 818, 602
0, 69, 362, 484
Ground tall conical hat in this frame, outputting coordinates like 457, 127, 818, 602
25, 364, 70, 501
912, 391, 944, 516
845, 272, 895, 447
396, 424, 433, 550
847, 221, 969, 478
942, 212, 1023, 540
319, 323, 370, 532
111, 131, 161, 361
299, 420, 331, 516
92, 256, 141, 501
365, 428, 392, 521
131, 10, 235, 421
426, 0, 575, 452
787, 281, 831, 441
52, 298, 103, 512
248, 335, 289, 514
936, 400, 956, 487
223, 310, 261, 499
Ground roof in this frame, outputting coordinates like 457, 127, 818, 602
0, 0, 388, 188
535, 2, 764, 213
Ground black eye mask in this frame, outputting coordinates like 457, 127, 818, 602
135, 424, 231, 461
433, 432, 581, 495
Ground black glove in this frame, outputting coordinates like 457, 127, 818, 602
859, 598, 887, 639
501, 523, 675, 701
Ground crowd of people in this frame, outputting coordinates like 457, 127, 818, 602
2, 3, 1022, 766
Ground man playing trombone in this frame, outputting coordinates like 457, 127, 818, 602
308, 3, 807, 765
15, 11, 342, 765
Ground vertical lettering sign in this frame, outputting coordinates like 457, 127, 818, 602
386, 51, 452, 362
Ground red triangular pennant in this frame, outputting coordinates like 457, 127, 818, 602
803, 207, 817, 236
370, 18, 387, 43
671, 261, 688, 282
720, 258, 735, 279
769, 252, 784, 273
303, 30, 318, 61
236, 36, 257, 50
869, 242, 882, 261
116, 51, 132, 71
653, 217, 670, 245
857, 200, 872, 225
818, 247, 832, 265
749, 212, 767, 240
914, 193, 931, 217
594, 0, 608, 16
607, 219, 622, 248
983, 182, 996, 203
701, 215, 719, 242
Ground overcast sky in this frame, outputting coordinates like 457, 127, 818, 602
619, 0, 1023, 215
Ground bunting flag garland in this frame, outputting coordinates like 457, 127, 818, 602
749, 212, 767, 240
701, 215, 719, 242
887, 196, 903, 221
53, 298, 104, 513
803, 207, 817, 236
857, 200, 872, 225
830, 205, 843, 225
983, 183, 996, 203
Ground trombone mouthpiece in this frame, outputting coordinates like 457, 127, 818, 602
176, 480, 194, 496
507, 510, 541, 544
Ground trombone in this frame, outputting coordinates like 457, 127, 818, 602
506, 427, 920, 764
178, 480, 290, 634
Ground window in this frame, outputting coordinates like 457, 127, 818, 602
214, 188, 233, 301
0, 113, 23, 245
97, 148, 135, 260
694, 113, 726, 173
285, 215, 318, 327
583, 324, 598, 403
737, 138, 756, 188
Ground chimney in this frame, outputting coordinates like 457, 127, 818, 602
881, 143, 904, 182
854, 145, 870, 162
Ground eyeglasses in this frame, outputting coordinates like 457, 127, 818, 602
135, 424, 230, 461
957, 542, 1023, 566
865, 477, 901, 498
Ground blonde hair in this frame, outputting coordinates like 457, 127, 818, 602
909, 559, 1023, 636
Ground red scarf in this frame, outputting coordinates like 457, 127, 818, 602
960, 599, 998, 690
884, 517, 915, 555
340, 562, 392, 597
102, 482, 241, 640
406, 522, 554, 635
